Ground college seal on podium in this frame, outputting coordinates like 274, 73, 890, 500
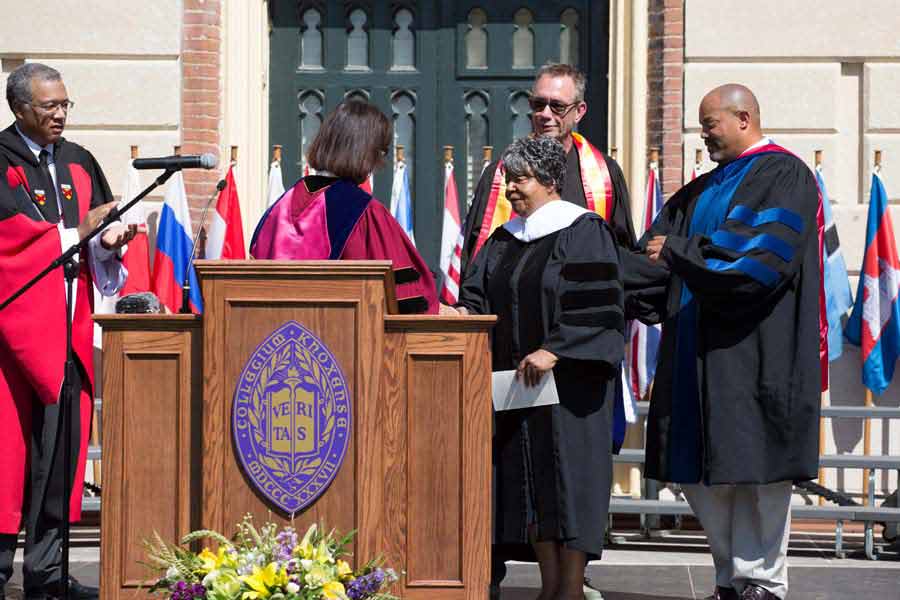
232, 320, 351, 514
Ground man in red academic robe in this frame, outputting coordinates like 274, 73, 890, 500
0, 63, 134, 600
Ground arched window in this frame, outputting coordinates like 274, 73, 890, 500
298, 90, 324, 174
465, 8, 488, 69
512, 8, 534, 69
299, 8, 323, 69
344, 89, 370, 103
510, 91, 531, 140
560, 8, 579, 66
465, 91, 490, 198
392, 8, 415, 70
392, 91, 417, 190
346, 8, 370, 70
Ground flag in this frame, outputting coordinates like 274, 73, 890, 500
267, 159, 285, 208
624, 160, 664, 409
389, 160, 415, 244
205, 166, 246, 259
151, 171, 203, 313
439, 162, 462, 304
118, 159, 152, 296
816, 165, 853, 361
845, 171, 900, 394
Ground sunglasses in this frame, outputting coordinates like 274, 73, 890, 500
527, 97, 579, 116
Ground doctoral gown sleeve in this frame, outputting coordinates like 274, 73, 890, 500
661, 155, 818, 317
604, 154, 637, 250
83, 150, 125, 295
0, 173, 67, 406
341, 199, 439, 314
459, 160, 500, 278
457, 232, 499, 316
542, 214, 625, 370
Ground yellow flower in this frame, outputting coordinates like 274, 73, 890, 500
336, 560, 353, 580
240, 563, 287, 600
295, 524, 317, 559
198, 546, 234, 574
322, 580, 348, 599
314, 540, 334, 564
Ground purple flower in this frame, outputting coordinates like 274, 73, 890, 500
346, 569, 388, 599
275, 527, 298, 563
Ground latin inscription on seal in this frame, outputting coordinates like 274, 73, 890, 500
233, 320, 351, 514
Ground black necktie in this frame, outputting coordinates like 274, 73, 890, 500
38, 149, 60, 223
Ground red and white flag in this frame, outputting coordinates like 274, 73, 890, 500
439, 161, 463, 304
205, 166, 246, 259
118, 159, 152, 296
624, 160, 664, 415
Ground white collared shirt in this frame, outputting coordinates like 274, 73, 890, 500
502, 199, 590, 242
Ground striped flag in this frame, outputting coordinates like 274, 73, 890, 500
267, 159, 285, 208
151, 171, 203, 313
816, 165, 853, 361
845, 170, 900, 394
389, 159, 415, 244
625, 160, 664, 408
440, 161, 463, 304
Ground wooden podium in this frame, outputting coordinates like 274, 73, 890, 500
95, 261, 494, 600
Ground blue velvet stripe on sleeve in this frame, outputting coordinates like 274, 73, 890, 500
705, 256, 780, 287
710, 230, 795, 262
726, 205, 804, 234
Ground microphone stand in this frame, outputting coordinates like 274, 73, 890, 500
180, 178, 227, 313
0, 168, 178, 600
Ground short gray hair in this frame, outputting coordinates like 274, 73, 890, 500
502, 136, 567, 193
534, 63, 586, 103
6, 63, 62, 111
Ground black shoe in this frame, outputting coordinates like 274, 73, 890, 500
704, 587, 740, 600
741, 584, 778, 600
28, 577, 99, 600
489, 582, 501, 600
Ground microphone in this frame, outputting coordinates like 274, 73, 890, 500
180, 178, 228, 313
133, 154, 217, 171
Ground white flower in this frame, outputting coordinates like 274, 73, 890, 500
286, 582, 300, 594
202, 570, 219, 586
300, 559, 313, 570
165, 566, 179, 581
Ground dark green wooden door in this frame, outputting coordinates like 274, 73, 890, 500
269, 1, 608, 268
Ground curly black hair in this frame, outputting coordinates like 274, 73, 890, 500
501, 136, 567, 193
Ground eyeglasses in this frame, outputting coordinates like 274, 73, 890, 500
29, 100, 74, 114
528, 96, 579, 117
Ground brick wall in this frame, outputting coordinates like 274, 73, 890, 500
182, 0, 222, 230
647, 0, 685, 198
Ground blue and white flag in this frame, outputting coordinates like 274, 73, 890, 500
389, 159, 415, 245
816, 165, 853, 361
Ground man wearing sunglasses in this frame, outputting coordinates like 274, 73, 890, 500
459, 62, 636, 278
0, 63, 132, 600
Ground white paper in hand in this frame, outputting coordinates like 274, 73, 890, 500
492, 370, 560, 412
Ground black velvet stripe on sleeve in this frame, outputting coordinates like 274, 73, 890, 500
559, 309, 625, 331
397, 295, 429, 314
393, 266, 420, 285
560, 287, 621, 311
561, 261, 619, 282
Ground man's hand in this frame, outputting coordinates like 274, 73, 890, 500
77, 201, 118, 240
100, 223, 137, 250
516, 349, 558, 387
439, 304, 461, 315
646, 236, 667, 262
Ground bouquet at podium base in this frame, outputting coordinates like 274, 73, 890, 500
145, 515, 400, 600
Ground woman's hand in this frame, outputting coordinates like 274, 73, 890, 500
439, 304, 467, 315
516, 349, 558, 387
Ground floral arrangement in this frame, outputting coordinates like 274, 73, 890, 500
144, 515, 400, 600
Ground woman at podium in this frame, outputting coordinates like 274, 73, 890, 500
250, 100, 438, 314
454, 136, 624, 600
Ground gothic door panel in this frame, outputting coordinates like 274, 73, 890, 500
269, 1, 608, 268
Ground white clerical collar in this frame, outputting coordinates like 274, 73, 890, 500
15, 124, 53, 160
502, 200, 590, 242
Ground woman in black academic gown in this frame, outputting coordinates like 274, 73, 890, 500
454, 136, 625, 600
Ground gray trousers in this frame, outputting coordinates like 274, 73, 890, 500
683, 481, 792, 599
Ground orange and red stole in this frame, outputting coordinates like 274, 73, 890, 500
471, 132, 613, 259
